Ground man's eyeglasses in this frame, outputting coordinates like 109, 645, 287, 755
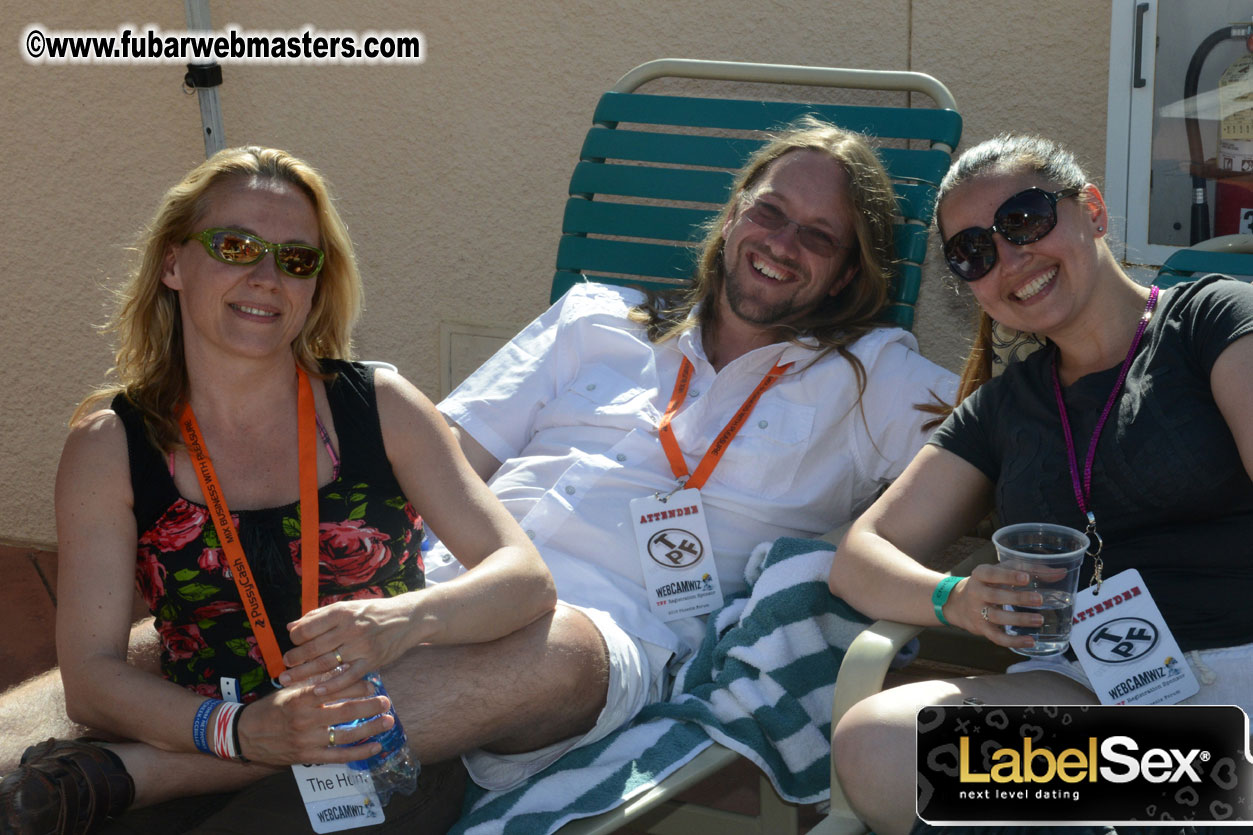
739, 200, 847, 257
942, 187, 1081, 282
188, 228, 325, 279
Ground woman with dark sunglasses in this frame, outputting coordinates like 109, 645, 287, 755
0, 147, 555, 832
826, 134, 1253, 835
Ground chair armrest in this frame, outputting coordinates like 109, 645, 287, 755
826, 619, 922, 818
825, 540, 997, 819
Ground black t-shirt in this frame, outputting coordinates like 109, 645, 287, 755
931, 276, 1253, 651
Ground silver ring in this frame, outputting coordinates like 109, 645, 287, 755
980, 606, 990, 622
328, 726, 336, 746
333, 648, 344, 666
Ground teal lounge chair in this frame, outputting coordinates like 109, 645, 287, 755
543, 58, 962, 835
1154, 233, 1253, 287
551, 57, 961, 332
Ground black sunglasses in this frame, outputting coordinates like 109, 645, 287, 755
942, 187, 1081, 281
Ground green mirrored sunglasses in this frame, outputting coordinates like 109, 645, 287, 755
188, 228, 324, 279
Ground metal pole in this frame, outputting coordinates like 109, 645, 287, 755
184, 0, 225, 157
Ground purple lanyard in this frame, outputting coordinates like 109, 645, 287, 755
1050, 285, 1159, 586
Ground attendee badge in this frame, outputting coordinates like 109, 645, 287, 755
631, 488, 722, 621
1069, 569, 1199, 706
291, 763, 384, 832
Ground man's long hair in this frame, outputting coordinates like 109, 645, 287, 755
630, 117, 898, 394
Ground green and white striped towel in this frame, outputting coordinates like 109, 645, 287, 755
451, 537, 877, 834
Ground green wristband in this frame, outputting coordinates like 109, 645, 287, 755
931, 575, 964, 626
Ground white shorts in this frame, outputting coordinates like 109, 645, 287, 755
461, 604, 674, 791
1008, 641, 1253, 716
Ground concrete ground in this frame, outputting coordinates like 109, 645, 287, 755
0, 542, 58, 693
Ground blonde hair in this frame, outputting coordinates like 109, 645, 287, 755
75, 146, 362, 450
631, 116, 898, 393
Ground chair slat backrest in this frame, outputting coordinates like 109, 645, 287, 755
551, 60, 962, 330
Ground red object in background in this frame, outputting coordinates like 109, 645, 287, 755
1214, 42, 1253, 235
1214, 178, 1253, 235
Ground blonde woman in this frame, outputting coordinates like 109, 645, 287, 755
1, 147, 554, 832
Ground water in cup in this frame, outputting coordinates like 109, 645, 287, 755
1004, 588, 1073, 655
992, 523, 1089, 657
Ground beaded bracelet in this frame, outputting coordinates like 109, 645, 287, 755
931, 575, 965, 626
193, 698, 223, 754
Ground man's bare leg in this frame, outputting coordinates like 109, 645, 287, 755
385, 603, 612, 762
108, 603, 613, 831
123, 603, 610, 806
3, 604, 611, 807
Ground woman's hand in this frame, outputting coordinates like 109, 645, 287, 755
279, 595, 420, 688
949, 562, 1055, 651
236, 674, 393, 766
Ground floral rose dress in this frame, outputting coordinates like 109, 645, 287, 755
114, 361, 424, 702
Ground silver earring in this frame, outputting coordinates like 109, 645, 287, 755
1097, 225, 1105, 232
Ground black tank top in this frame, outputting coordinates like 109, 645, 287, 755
113, 360, 424, 701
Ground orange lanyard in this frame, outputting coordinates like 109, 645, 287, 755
657, 356, 793, 491
178, 367, 321, 679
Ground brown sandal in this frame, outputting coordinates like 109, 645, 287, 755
0, 738, 134, 834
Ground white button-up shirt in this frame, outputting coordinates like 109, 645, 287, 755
432, 284, 956, 656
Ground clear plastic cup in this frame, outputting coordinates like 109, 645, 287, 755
992, 523, 1089, 656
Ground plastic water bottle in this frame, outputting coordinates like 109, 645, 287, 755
334, 672, 419, 805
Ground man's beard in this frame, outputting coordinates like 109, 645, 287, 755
722, 256, 817, 327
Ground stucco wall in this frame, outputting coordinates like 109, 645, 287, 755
0, 0, 1110, 546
